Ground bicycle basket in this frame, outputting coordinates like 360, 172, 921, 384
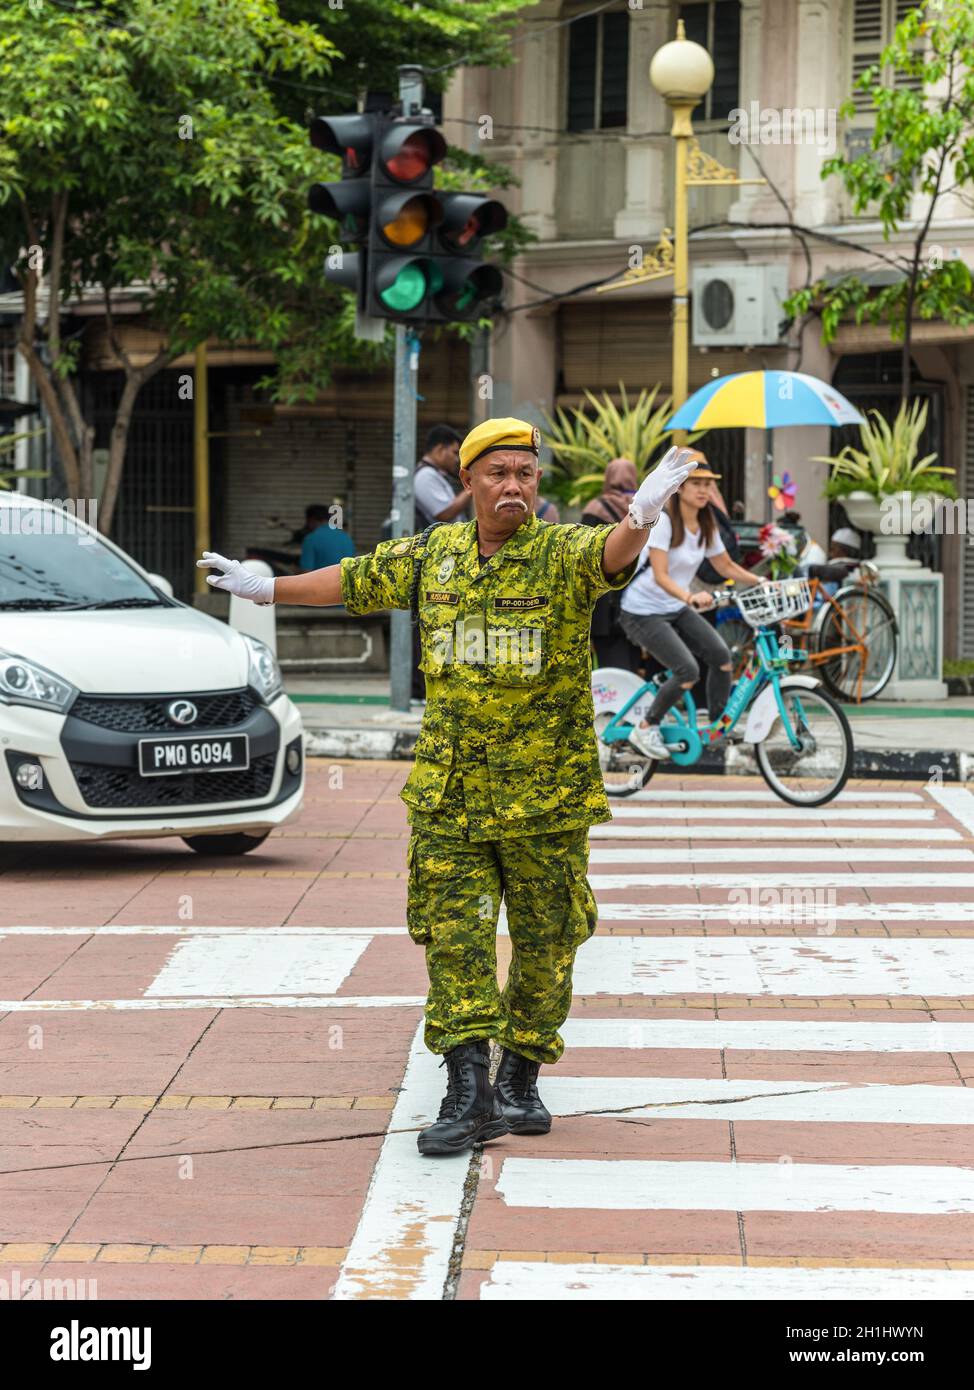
735, 576, 811, 629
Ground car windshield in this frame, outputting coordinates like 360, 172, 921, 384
0, 506, 164, 609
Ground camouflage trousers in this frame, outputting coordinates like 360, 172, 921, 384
406, 824, 598, 1065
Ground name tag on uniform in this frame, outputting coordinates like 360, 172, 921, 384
425, 590, 460, 604
494, 595, 548, 611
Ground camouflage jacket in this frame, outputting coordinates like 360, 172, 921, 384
340, 511, 638, 840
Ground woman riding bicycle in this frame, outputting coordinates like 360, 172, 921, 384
619, 454, 764, 760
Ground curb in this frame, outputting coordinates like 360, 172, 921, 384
305, 727, 971, 782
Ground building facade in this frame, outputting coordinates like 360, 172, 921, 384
443, 0, 974, 657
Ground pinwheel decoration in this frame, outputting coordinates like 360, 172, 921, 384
768, 471, 798, 512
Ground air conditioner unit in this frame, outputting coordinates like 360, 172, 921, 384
691, 264, 789, 347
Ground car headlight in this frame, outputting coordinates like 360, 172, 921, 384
244, 635, 283, 702
0, 650, 77, 712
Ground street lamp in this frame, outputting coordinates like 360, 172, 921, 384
598, 21, 763, 450
649, 19, 714, 429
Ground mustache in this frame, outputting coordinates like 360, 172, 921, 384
494, 497, 528, 512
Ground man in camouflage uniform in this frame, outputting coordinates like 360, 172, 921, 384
199, 420, 694, 1157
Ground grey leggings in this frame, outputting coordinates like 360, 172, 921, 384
620, 605, 733, 724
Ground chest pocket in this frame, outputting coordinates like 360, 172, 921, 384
484, 593, 550, 686
417, 584, 462, 678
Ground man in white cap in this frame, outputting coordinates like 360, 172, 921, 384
829, 526, 862, 561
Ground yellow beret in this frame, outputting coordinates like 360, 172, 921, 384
459, 417, 541, 470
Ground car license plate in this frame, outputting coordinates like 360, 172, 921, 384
138, 734, 249, 777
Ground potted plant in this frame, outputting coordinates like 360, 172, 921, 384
812, 399, 956, 567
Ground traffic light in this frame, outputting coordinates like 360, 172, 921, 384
308, 110, 507, 325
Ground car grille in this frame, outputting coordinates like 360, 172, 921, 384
69, 753, 277, 809
70, 689, 258, 733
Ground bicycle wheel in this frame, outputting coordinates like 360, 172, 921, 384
816, 587, 897, 702
754, 683, 853, 806
595, 712, 657, 797
717, 614, 754, 681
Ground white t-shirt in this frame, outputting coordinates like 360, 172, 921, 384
414, 463, 468, 523
620, 510, 725, 616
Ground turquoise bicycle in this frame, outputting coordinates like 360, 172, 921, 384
592, 577, 854, 807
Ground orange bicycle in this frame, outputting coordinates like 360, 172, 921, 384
716, 560, 898, 702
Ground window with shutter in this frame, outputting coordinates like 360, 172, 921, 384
677, 2, 741, 122
565, 8, 629, 132
850, 0, 926, 116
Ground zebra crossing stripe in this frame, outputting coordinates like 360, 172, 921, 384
560, 1018, 974, 1051
589, 824, 962, 841
588, 847, 974, 864
587, 901, 974, 922
928, 785, 974, 835
494, 1158, 974, 1213
570, 936, 974, 996
478, 1262, 974, 1301
609, 806, 935, 821
541, 1076, 974, 1124
587, 871, 974, 889
619, 790, 925, 804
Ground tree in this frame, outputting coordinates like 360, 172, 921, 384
784, 0, 974, 405
0, 0, 529, 533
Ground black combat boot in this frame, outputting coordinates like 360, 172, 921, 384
494, 1047, 552, 1135
417, 1040, 509, 1157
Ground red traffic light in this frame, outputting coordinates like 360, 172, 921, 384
379, 124, 447, 184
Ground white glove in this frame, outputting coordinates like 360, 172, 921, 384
196, 552, 276, 605
628, 446, 697, 529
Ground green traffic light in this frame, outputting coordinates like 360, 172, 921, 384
380, 263, 427, 311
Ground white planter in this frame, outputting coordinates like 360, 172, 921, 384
840, 490, 935, 568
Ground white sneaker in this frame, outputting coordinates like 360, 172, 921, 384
628, 722, 671, 760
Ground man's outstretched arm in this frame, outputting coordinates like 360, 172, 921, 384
196, 553, 343, 607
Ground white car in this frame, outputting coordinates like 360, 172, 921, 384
0, 494, 303, 853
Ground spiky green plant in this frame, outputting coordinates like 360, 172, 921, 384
0, 427, 49, 489
540, 383, 703, 508
813, 399, 956, 501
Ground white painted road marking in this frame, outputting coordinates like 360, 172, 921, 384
332, 1019, 467, 1301
588, 847, 974, 864
590, 824, 962, 840
0, 995, 425, 1011
570, 936, 974, 996
543, 1076, 974, 1124
588, 901, 974, 923
609, 806, 936, 821
561, 1018, 974, 1051
145, 932, 371, 997
479, 1262, 974, 1301
929, 785, 974, 836
619, 790, 925, 804
495, 1158, 974, 1212
588, 871, 974, 889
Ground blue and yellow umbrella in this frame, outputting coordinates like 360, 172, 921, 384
667, 371, 866, 520
667, 370, 866, 431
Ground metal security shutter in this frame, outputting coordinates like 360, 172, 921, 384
557, 300, 750, 509
962, 386, 974, 658
559, 299, 755, 396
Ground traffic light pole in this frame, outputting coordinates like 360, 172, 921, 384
388, 65, 426, 714
389, 325, 419, 712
